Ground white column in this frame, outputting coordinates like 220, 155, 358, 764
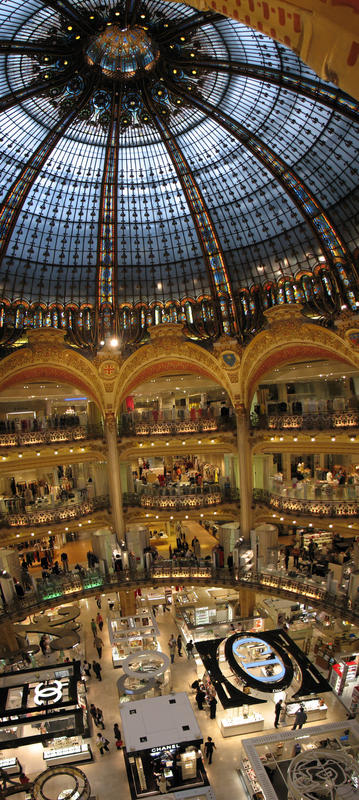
105, 412, 124, 540
235, 404, 252, 539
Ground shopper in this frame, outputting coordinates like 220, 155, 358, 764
274, 699, 282, 728
19, 771, 30, 785
209, 696, 217, 719
96, 611, 104, 632
83, 660, 91, 677
90, 618, 97, 637
204, 737, 216, 764
89, 704, 98, 726
292, 705, 307, 730
177, 634, 183, 657
96, 707, 105, 729
96, 733, 110, 755
168, 634, 176, 664
186, 639, 194, 659
196, 686, 206, 710
61, 551, 69, 572
114, 723, 122, 741
94, 634, 103, 659
92, 660, 102, 681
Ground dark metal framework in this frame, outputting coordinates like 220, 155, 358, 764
0, 0, 358, 349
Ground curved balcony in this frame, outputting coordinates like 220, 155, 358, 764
123, 486, 239, 510
251, 410, 359, 431
254, 483, 359, 517
119, 411, 236, 437
0, 494, 109, 527
2, 565, 358, 625
0, 424, 103, 448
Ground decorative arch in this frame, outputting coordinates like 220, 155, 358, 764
0, 330, 105, 413
115, 324, 234, 412
240, 306, 359, 408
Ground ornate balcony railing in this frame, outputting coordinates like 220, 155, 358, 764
0, 494, 110, 527
2, 566, 358, 625
251, 410, 359, 431
253, 487, 359, 517
0, 424, 103, 448
123, 487, 239, 510
119, 412, 236, 437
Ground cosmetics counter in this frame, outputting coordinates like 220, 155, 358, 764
108, 610, 159, 668
239, 721, 359, 800
43, 735, 92, 765
219, 708, 264, 738
121, 693, 207, 800
283, 696, 328, 725
0, 661, 92, 768
0, 755, 21, 775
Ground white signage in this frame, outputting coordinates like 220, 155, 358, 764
34, 680, 63, 706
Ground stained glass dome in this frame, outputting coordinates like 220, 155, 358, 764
0, 0, 359, 347
86, 25, 159, 80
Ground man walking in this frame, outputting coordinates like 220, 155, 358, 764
92, 660, 102, 681
168, 634, 176, 664
204, 737, 216, 764
274, 699, 282, 728
94, 634, 103, 659
177, 634, 183, 657
209, 696, 217, 719
292, 705, 307, 730
186, 639, 194, 659
90, 618, 97, 637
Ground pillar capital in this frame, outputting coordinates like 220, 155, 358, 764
105, 410, 117, 433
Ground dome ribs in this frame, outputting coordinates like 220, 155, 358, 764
0, 81, 94, 268
168, 54, 359, 126
96, 88, 120, 318
0, 65, 76, 113
142, 83, 239, 338
166, 78, 353, 275
39, 0, 94, 36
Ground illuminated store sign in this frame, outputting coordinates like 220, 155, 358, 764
232, 637, 286, 683
34, 680, 63, 706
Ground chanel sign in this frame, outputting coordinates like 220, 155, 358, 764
34, 680, 63, 706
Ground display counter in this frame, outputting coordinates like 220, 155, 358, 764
240, 758, 265, 800
43, 736, 92, 765
220, 710, 264, 737
109, 610, 159, 667
112, 635, 158, 668
240, 720, 359, 800
284, 697, 327, 725
0, 756, 21, 775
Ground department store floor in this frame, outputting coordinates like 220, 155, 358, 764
10, 589, 348, 800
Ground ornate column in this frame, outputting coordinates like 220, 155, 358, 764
235, 403, 252, 539
105, 411, 124, 540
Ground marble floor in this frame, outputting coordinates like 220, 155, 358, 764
9, 592, 349, 800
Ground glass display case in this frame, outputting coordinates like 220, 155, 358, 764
111, 634, 159, 668
284, 697, 328, 724
180, 749, 197, 780
219, 707, 264, 737
43, 735, 92, 765
240, 758, 265, 800
109, 610, 159, 668
0, 756, 20, 775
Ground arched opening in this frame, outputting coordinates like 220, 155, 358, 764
117, 370, 239, 543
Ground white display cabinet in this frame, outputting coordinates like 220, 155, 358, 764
219, 707, 264, 737
43, 736, 92, 765
284, 697, 328, 725
0, 756, 21, 775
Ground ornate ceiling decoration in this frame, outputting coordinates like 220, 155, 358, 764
0, 0, 359, 348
